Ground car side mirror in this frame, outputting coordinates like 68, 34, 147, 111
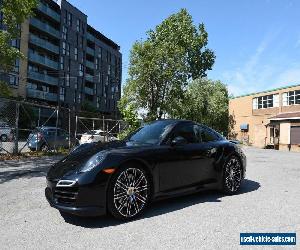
171, 136, 187, 147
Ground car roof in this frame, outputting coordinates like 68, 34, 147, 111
150, 119, 194, 125
39, 126, 63, 130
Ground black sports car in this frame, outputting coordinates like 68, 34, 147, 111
45, 119, 246, 220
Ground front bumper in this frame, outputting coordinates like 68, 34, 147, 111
45, 179, 107, 217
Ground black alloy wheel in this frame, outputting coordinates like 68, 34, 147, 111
223, 156, 242, 194
108, 166, 150, 220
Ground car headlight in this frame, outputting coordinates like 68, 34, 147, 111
79, 150, 108, 172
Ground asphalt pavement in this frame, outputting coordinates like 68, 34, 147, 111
0, 147, 299, 249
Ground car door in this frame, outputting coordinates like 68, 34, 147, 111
58, 129, 69, 147
45, 129, 56, 148
158, 122, 214, 192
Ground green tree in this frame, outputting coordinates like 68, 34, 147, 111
0, 0, 38, 72
173, 78, 229, 135
0, 80, 12, 97
81, 101, 98, 113
118, 98, 140, 139
121, 9, 215, 120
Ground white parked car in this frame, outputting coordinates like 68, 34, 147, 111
0, 122, 13, 142
79, 129, 118, 144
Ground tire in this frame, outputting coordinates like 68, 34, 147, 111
40, 144, 49, 152
222, 156, 243, 194
0, 134, 8, 142
107, 164, 151, 220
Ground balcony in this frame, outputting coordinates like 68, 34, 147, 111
26, 87, 58, 102
37, 3, 60, 22
30, 18, 60, 38
29, 34, 59, 54
86, 47, 95, 55
28, 71, 58, 86
84, 87, 94, 95
85, 73, 94, 82
87, 32, 95, 42
28, 52, 59, 70
86, 60, 94, 69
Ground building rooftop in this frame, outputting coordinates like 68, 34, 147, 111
231, 83, 300, 99
270, 111, 300, 120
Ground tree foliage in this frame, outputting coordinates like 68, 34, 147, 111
121, 9, 215, 120
118, 99, 140, 139
0, 80, 12, 97
0, 0, 38, 72
172, 78, 229, 134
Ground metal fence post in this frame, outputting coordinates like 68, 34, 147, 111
75, 115, 78, 143
54, 107, 59, 152
68, 109, 71, 149
13, 103, 20, 155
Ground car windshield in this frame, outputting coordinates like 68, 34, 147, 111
127, 120, 175, 145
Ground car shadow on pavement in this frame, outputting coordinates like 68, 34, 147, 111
0, 156, 62, 184
61, 179, 260, 228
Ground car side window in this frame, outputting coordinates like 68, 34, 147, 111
199, 127, 219, 142
172, 123, 199, 143
46, 129, 56, 137
58, 129, 67, 137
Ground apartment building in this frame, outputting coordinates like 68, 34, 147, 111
229, 84, 300, 152
0, 0, 122, 117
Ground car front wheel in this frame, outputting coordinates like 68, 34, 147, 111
107, 165, 150, 220
222, 156, 243, 194
0, 134, 8, 142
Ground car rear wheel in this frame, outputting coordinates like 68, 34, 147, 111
222, 156, 243, 194
107, 166, 150, 220
0, 134, 8, 142
41, 144, 49, 152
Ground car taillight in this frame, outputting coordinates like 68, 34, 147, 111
37, 132, 43, 140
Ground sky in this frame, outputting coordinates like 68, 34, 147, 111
68, 0, 300, 97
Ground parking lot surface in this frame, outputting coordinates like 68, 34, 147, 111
0, 147, 299, 249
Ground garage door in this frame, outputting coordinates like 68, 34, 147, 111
290, 126, 300, 144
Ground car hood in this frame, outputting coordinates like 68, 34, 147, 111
47, 140, 152, 180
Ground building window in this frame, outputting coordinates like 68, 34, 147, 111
67, 59, 71, 72
62, 26, 67, 40
74, 77, 78, 89
66, 43, 70, 56
252, 94, 279, 109
282, 90, 300, 106
76, 19, 81, 32
62, 42, 66, 55
78, 93, 81, 103
67, 12, 72, 26
107, 65, 111, 75
79, 64, 84, 76
14, 59, 20, 72
97, 97, 100, 108
98, 47, 102, 59
74, 47, 78, 61
11, 39, 20, 48
95, 58, 99, 70
74, 91, 77, 103
66, 73, 70, 87
60, 87, 65, 101
60, 56, 64, 70
9, 75, 19, 86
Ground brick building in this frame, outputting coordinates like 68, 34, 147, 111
229, 84, 300, 152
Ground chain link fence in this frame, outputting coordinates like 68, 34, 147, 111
74, 111, 127, 144
0, 97, 126, 155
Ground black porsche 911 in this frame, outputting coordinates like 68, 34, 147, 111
45, 119, 246, 220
